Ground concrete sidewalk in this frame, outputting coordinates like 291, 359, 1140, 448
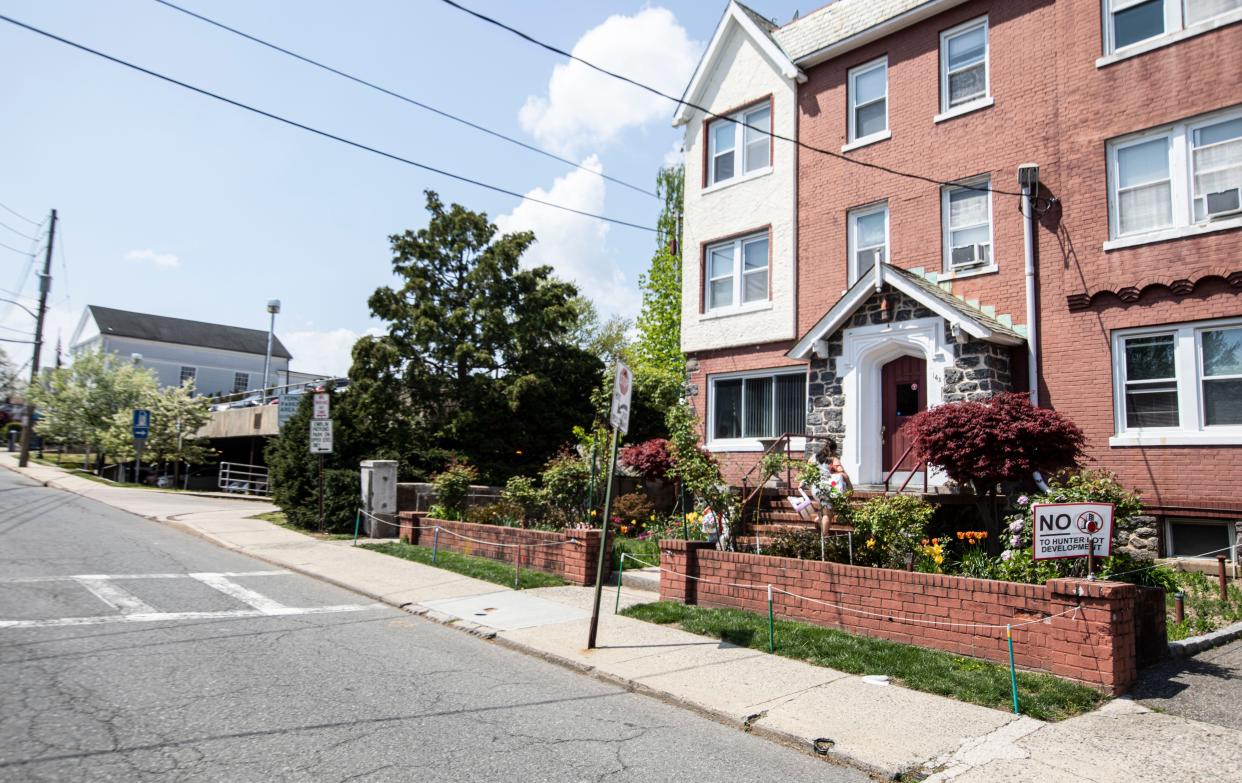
5, 452, 1240, 780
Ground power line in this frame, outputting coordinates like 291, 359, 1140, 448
436, 0, 1035, 200
0, 201, 39, 226
152, 0, 657, 198
0, 337, 35, 344
0, 218, 38, 242
0, 239, 34, 257
0, 14, 656, 233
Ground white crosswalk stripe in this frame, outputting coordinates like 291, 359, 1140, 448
0, 571, 384, 629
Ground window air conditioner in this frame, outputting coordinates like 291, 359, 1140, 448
950, 242, 990, 269
1205, 188, 1242, 219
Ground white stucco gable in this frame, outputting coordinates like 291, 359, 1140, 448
678, 2, 802, 355
673, 2, 804, 128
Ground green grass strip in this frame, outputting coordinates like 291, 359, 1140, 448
621, 601, 1103, 722
361, 541, 568, 590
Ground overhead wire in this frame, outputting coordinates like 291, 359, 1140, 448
0, 201, 39, 226
0, 14, 656, 233
151, 0, 657, 198
435, 0, 1042, 202
0, 218, 38, 242
0, 240, 34, 257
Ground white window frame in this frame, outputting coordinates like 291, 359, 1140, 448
939, 16, 990, 115
1111, 317, 1242, 446
233, 372, 250, 394
706, 99, 773, 188
1163, 518, 1239, 561
940, 175, 996, 277
703, 231, 769, 314
1105, 105, 1242, 247
1102, 0, 1242, 59
706, 367, 808, 451
847, 201, 889, 285
847, 57, 888, 146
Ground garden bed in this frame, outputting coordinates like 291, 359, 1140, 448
622, 601, 1103, 721
1166, 569, 1242, 640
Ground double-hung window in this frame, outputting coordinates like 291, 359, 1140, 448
233, 372, 250, 394
704, 231, 768, 312
1104, 0, 1242, 54
710, 370, 806, 444
847, 202, 888, 284
941, 177, 993, 274
1113, 319, 1242, 444
179, 366, 197, 387
940, 18, 989, 113
707, 100, 771, 186
1108, 106, 1242, 242
847, 57, 888, 145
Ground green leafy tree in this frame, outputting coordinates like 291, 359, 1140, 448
144, 382, 215, 483
29, 349, 157, 468
0, 347, 20, 401
363, 191, 601, 481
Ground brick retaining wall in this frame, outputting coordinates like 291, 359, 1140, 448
396, 513, 609, 587
659, 540, 1153, 694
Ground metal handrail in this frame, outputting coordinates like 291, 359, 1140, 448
883, 440, 928, 494
218, 461, 270, 496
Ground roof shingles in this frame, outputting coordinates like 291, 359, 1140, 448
86, 305, 292, 359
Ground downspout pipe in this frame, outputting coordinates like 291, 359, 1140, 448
1018, 164, 1040, 407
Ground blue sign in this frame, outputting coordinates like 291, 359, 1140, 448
132, 409, 151, 440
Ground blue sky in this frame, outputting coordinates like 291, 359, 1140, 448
0, 0, 799, 376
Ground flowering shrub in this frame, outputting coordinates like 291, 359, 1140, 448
610, 491, 655, 534
851, 495, 934, 568
619, 439, 674, 481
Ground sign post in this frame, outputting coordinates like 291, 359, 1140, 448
587, 362, 631, 649
131, 409, 150, 485
309, 394, 332, 530
1031, 502, 1114, 578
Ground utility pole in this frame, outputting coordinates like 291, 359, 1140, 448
18, 209, 55, 469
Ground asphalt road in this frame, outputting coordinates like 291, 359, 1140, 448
0, 469, 866, 782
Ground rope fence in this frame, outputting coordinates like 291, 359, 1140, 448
616, 551, 1087, 715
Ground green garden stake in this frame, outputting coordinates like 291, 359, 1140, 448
352, 510, 361, 546
1007, 625, 1020, 715
615, 553, 624, 613
515, 543, 522, 590
432, 526, 439, 563
768, 584, 775, 653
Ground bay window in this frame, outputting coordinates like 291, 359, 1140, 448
1112, 318, 1242, 444
710, 370, 806, 444
1107, 106, 1242, 244
707, 99, 771, 186
704, 231, 769, 312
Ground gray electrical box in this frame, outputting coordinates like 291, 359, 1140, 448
359, 460, 398, 537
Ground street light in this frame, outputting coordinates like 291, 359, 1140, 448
262, 299, 280, 399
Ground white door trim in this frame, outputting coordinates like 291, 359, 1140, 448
837, 317, 954, 486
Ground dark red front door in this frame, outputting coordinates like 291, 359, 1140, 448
881, 356, 927, 472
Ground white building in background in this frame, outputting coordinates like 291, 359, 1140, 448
69, 305, 319, 396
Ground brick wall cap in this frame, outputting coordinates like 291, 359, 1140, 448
1047, 578, 1137, 599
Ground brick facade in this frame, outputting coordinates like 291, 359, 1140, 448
681, 0, 1242, 519
396, 514, 610, 587
660, 539, 1153, 693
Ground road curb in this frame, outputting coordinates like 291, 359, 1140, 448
1168, 620, 1242, 658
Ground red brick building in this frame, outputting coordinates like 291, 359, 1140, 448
676, 0, 1242, 560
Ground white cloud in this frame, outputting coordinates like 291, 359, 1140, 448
125, 248, 179, 268
495, 156, 639, 319
283, 326, 384, 377
662, 139, 686, 168
519, 7, 701, 157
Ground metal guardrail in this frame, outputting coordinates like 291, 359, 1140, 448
218, 461, 270, 496
208, 377, 349, 410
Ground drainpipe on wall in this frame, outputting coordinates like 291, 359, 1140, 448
1018, 164, 1040, 407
